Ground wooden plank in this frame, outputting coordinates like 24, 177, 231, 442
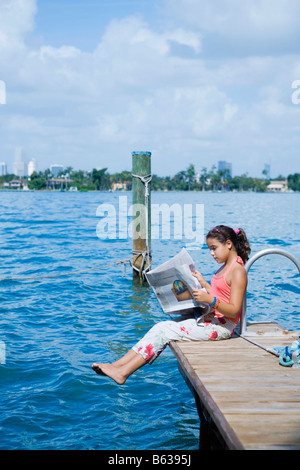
206, 392, 300, 402
170, 322, 300, 450
223, 415, 300, 450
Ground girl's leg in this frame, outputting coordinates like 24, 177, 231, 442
132, 318, 207, 363
92, 321, 175, 383
92, 318, 211, 384
92, 351, 146, 385
112, 349, 138, 367
92, 348, 137, 374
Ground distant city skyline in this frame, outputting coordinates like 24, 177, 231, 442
0, 145, 297, 179
0, 147, 286, 180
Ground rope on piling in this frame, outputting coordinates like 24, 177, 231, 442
132, 249, 151, 279
0, 258, 133, 282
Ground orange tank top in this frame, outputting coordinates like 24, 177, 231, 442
210, 256, 244, 325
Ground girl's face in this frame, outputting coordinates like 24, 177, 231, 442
206, 237, 232, 264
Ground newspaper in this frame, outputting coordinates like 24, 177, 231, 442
146, 248, 211, 318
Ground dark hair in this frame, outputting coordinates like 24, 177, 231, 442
206, 225, 251, 263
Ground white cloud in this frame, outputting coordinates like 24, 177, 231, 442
163, 0, 300, 49
0, 0, 36, 49
39, 45, 81, 60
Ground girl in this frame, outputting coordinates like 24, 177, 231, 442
92, 225, 251, 385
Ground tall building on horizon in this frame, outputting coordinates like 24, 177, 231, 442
13, 147, 26, 177
218, 160, 232, 177
28, 158, 37, 176
50, 164, 64, 177
0, 162, 7, 176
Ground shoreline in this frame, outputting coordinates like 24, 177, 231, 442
0, 189, 297, 194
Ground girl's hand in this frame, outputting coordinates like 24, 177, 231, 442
192, 289, 210, 304
192, 270, 206, 288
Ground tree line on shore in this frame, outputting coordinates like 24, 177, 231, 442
1, 164, 299, 192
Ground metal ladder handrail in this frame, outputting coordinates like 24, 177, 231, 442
240, 248, 300, 336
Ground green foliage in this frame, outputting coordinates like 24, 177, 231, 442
28, 171, 47, 190
287, 173, 300, 191
91, 168, 110, 190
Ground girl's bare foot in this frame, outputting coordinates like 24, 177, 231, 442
92, 353, 146, 385
92, 363, 127, 385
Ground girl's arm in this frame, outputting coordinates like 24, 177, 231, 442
192, 268, 247, 319
192, 270, 211, 293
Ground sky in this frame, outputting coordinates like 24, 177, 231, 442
0, 0, 300, 178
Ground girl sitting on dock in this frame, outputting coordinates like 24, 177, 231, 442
92, 225, 251, 385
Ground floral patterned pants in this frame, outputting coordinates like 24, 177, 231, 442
132, 313, 236, 364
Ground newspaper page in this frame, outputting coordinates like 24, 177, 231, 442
146, 248, 211, 317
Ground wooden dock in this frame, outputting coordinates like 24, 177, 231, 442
170, 322, 300, 450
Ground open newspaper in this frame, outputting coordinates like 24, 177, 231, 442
145, 248, 211, 318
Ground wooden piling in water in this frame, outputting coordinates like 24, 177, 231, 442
131, 151, 152, 281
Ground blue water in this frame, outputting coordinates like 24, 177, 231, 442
0, 191, 299, 450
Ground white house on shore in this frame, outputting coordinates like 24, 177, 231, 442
267, 179, 288, 192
